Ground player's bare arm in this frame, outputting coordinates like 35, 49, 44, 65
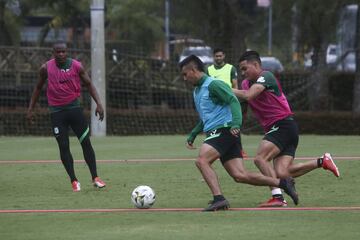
79, 66, 104, 121
231, 78, 238, 89
27, 64, 47, 123
233, 83, 265, 101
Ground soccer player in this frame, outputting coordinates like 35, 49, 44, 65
27, 42, 106, 192
207, 48, 247, 158
180, 54, 298, 211
207, 48, 238, 88
233, 50, 340, 207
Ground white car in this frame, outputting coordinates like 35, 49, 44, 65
326, 44, 338, 65
179, 46, 214, 65
260, 56, 284, 74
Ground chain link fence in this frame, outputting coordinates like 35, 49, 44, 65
0, 46, 358, 136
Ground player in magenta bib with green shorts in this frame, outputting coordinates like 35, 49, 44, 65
27, 42, 106, 192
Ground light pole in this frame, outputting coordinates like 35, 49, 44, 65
268, 0, 272, 55
164, 0, 170, 60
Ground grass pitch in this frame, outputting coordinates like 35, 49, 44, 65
0, 135, 360, 240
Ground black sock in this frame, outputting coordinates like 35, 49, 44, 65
213, 195, 226, 202
317, 157, 323, 168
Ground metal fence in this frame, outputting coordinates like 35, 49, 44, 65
0, 46, 357, 135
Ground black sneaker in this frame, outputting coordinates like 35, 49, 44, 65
203, 199, 230, 211
279, 177, 299, 205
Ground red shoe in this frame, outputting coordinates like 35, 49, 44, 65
321, 153, 340, 177
93, 177, 106, 188
72, 180, 81, 192
258, 197, 288, 207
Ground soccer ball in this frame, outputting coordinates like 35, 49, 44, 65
131, 185, 156, 209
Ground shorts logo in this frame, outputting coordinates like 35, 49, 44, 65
54, 127, 59, 135
209, 129, 218, 136
205, 129, 221, 141
266, 126, 279, 135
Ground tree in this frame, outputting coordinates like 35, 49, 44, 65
107, 0, 164, 54
0, 0, 27, 45
28, 0, 90, 47
0, 0, 12, 45
170, 0, 257, 62
286, 0, 354, 110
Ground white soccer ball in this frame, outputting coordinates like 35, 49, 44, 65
131, 185, 156, 209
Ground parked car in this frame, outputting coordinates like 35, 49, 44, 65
326, 44, 338, 66
260, 56, 284, 74
179, 46, 214, 65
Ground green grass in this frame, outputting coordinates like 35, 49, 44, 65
0, 135, 360, 240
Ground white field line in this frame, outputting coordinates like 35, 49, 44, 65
1, 206, 360, 214
0, 156, 360, 164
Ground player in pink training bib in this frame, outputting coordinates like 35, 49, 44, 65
233, 50, 340, 207
27, 42, 106, 192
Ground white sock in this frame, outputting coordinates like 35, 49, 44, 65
271, 188, 282, 196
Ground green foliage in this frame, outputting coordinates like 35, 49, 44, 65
25, 0, 90, 46
0, 0, 24, 45
107, 0, 164, 54
1, 0, 358, 63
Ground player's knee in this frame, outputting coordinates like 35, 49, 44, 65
195, 157, 208, 169
57, 139, 69, 152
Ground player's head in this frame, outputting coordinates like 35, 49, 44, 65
213, 48, 225, 66
179, 55, 205, 85
238, 50, 262, 80
52, 41, 68, 65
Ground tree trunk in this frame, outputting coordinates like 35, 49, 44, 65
0, 1, 12, 45
308, 44, 329, 111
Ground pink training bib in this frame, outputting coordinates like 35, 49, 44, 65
46, 59, 82, 106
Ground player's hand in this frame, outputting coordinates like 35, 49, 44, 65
230, 128, 240, 137
95, 104, 104, 121
186, 140, 196, 150
26, 110, 35, 124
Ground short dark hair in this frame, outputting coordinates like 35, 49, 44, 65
238, 50, 261, 64
213, 48, 224, 54
53, 41, 67, 49
179, 54, 205, 72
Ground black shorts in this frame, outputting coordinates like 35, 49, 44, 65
263, 117, 299, 157
204, 127, 243, 164
50, 107, 89, 141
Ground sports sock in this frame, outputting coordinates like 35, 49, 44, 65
271, 188, 284, 200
